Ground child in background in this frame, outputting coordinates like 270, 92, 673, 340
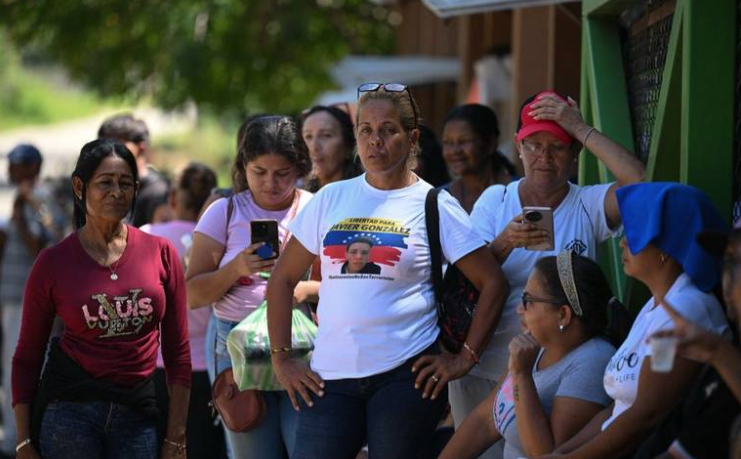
141, 162, 227, 459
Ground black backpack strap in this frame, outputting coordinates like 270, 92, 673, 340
425, 188, 444, 305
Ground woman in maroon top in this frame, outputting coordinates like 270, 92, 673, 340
12, 139, 191, 459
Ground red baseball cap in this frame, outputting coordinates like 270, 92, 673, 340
516, 91, 573, 146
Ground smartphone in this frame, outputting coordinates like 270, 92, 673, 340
522, 206, 554, 251
250, 219, 280, 260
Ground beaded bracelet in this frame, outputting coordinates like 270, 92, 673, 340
462, 342, 480, 364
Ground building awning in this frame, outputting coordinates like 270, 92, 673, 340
313, 55, 460, 106
421, 0, 577, 18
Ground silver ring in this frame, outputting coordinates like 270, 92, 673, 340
431, 375, 440, 383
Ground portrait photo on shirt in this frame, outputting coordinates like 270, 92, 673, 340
323, 218, 410, 279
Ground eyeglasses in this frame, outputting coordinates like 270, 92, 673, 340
357, 83, 418, 128
521, 141, 571, 157
521, 292, 566, 310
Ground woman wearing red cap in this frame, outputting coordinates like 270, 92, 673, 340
449, 91, 644, 457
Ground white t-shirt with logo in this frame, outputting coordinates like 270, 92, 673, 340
602, 273, 729, 429
289, 174, 484, 379
469, 179, 617, 379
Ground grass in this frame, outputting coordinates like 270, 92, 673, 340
0, 28, 119, 132
0, 71, 112, 131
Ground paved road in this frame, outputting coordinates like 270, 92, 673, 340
0, 107, 196, 217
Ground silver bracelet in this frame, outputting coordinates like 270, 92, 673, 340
582, 126, 597, 146
16, 438, 31, 452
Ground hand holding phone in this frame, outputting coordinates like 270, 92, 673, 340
251, 219, 280, 260
521, 206, 554, 251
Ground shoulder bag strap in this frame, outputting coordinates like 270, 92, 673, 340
212, 195, 235, 383
425, 188, 444, 305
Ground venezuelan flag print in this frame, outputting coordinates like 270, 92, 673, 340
322, 217, 410, 267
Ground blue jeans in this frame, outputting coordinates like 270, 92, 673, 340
214, 317, 298, 459
293, 345, 447, 459
206, 310, 218, 382
40, 400, 157, 459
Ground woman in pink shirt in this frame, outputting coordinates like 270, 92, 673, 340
186, 115, 314, 459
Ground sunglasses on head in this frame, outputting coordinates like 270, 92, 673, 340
357, 83, 418, 128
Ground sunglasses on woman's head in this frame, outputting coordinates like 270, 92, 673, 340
357, 82, 418, 128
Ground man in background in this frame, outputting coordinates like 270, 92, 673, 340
0, 144, 61, 458
97, 113, 171, 226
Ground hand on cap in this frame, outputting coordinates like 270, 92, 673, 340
528, 94, 586, 138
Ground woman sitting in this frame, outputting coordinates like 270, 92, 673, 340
455, 92, 644, 455
542, 182, 730, 459
440, 251, 621, 459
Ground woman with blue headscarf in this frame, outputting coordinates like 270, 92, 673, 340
542, 182, 731, 459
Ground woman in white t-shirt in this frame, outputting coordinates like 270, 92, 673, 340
266, 84, 509, 459
185, 116, 314, 459
460, 91, 645, 453
542, 182, 730, 459
440, 252, 621, 459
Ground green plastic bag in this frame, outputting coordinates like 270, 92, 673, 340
227, 300, 317, 391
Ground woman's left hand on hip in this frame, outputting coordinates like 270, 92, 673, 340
411, 350, 475, 400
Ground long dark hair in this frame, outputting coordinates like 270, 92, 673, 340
301, 106, 362, 192
534, 254, 631, 346
443, 103, 516, 178
231, 115, 312, 193
71, 139, 139, 229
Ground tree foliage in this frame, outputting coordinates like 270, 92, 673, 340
0, 0, 397, 115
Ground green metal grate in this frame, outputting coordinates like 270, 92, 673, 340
620, 0, 675, 163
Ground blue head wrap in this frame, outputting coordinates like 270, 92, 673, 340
616, 182, 729, 292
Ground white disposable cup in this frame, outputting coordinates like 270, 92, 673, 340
649, 336, 678, 373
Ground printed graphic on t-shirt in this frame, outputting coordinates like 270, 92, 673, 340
81, 289, 154, 338
565, 239, 587, 255
322, 217, 409, 280
494, 375, 517, 436
604, 348, 641, 385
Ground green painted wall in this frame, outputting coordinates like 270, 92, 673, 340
580, 0, 735, 308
